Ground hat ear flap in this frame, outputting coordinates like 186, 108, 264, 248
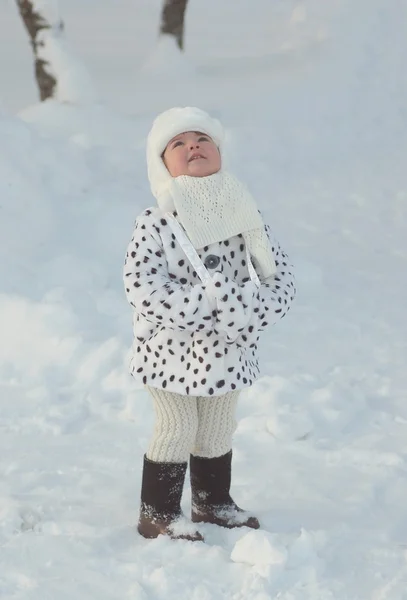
156, 189, 176, 212
147, 141, 173, 201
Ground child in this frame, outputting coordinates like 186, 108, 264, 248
123, 107, 296, 542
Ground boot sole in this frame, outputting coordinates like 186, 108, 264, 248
138, 519, 204, 541
192, 512, 260, 529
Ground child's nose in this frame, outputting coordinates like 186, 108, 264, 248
189, 143, 200, 149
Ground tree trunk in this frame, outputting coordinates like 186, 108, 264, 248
16, 0, 64, 101
160, 0, 189, 51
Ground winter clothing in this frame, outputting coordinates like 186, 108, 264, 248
124, 106, 295, 396
124, 106, 295, 397
125, 106, 296, 541
164, 172, 277, 279
146, 106, 276, 280
147, 106, 224, 204
123, 206, 295, 396
146, 386, 238, 463
138, 454, 203, 541
190, 451, 260, 529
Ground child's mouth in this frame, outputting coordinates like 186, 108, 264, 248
189, 154, 205, 162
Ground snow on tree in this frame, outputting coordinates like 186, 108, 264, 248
160, 0, 189, 51
141, 0, 195, 77
15, 0, 95, 104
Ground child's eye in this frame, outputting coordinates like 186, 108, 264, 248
198, 136, 209, 142
172, 140, 183, 148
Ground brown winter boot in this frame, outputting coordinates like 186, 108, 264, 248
190, 451, 260, 529
138, 455, 203, 542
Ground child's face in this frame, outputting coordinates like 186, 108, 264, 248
162, 131, 221, 178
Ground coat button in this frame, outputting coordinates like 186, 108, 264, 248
204, 254, 220, 269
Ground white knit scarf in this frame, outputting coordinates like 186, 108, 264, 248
163, 171, 276, 280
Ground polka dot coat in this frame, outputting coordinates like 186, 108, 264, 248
123, 207, 296, 397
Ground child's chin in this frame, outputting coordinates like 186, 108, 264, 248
188, 164, 218, 177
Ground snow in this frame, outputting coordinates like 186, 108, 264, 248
140, 34, 197, 79
1, 0, 407, 598
31, 0, 60, 21
29, 0, 97, 104
231, 530, 288, 566
37, 30, 97, 104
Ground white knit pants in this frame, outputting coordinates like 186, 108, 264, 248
145, 386, 239, 463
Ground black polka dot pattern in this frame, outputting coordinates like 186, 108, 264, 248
123, 207, 296, 396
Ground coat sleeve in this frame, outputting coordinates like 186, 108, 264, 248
208, 224, 296, 345
253, 224, 296, 332
123, 211, 216, 333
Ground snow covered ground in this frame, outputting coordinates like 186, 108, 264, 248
1, 0, 407, 598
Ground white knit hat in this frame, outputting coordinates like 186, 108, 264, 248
146, 107, 224, 207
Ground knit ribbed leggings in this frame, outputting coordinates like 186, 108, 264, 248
145, 386, 239, 463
